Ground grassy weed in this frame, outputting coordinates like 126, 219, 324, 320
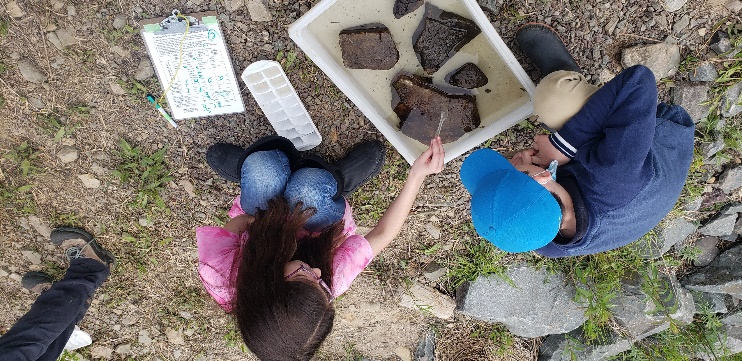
351, 153, 408, 225
342, 343, 365, 361
112, 138, 172, 209
445, 238, 510, 288
104, 24, 135, 43
611, 308, 731, 360
0, 20, 8, 37
224, 323, 248, 352
121, 229, 174, 273
3, 141, 41, 177
276, 50, 299, 71
470, 324, 515, 356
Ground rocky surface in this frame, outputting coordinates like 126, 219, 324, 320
457, 265, 586, 338
446, 63, 489, 89
681, 244, 742, 298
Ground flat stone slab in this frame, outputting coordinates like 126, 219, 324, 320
413, 4, 481, 75
393, 73, 480, 144
447, 63, 488, 89
339, 25, 399, 70
456, 265, 586, 338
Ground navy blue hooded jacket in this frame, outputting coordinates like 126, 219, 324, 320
535, 65, 695, 257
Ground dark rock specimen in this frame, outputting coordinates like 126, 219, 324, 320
393, 0, 425, 19
447, 62, 488, 89
392, 73, 480, 144
339, 25, 399, 70
413, 4, 481, 75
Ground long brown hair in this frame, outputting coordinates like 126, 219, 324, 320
233, 197, 343, 360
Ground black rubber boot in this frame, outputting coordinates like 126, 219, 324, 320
515, 23, 581, 76
206, 136, 301, 183
334, 140, 386, 198
21, 271, 53, 293
206, 143, 245, 182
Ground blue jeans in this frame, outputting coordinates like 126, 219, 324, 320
240, 150, 345, 231
0, 258, 109, 361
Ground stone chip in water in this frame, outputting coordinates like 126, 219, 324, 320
339, 25, 399, 70
393, 0, 424, 19
413, 4, 481, 75
447, 62, 489, 89
392, 74, 480, 144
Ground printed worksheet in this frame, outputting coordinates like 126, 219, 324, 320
142, 21, 245, 119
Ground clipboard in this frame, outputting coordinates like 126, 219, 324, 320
140, 10, 245, 120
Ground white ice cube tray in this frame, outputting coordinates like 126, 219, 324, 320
241, 60, 322, 151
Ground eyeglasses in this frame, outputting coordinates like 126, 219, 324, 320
285, 263, 335, 303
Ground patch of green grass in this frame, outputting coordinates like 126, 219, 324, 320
121, 229, 174, 273
36, 113, 80, 142
58, 351, 84, 361
611, 307, 732, 360
471, 324, 515, 356
48, 211, 82, 228
0, 182, 36, 214
541, 240, 654, 343
41, 261, 66, 280
445, 237, 510, 288
112, 138, 173, 209
0, 20, 8, 37
351, 153, 408, 224
224, 323, 248, 352
342, 343, 365, 361
104, 24, 135, 43
276, 50, 299, 71
3, 141, 41, 177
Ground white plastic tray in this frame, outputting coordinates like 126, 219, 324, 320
241, 60, 322, 151
289, 0, 536, 164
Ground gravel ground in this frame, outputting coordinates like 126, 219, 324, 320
0, 0, 739, 360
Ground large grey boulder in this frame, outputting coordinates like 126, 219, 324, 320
681, 244, 742, 297
672, 84, 711, 122
621, 43, 681, 81
610, 271, 695, 339
456, 265, 586, 338
538, 327, 632, 361
628, 218, 697, 259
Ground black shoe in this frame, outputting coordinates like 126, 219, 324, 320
515, 23, 581, 76
206, 143, 245, 182
207, 136, 301, 183
334, 140, 386, 198
21, 271, 53, 293
50, 227, 116, 268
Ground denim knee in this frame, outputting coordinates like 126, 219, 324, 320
240, 150, 291, 214
285, 168, 344, 230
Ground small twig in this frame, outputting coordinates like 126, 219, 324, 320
616, 32, 663, 43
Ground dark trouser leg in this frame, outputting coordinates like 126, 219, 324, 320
0, 258, 109, 361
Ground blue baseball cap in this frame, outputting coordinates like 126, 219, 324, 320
459, 148, 562, 252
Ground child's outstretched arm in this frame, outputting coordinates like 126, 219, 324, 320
365, 137, 445, 256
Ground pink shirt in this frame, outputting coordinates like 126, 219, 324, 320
196, 197, 374, 312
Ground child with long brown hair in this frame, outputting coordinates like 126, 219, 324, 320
197, 135, 444, 360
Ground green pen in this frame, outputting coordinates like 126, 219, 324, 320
146, 94, 177, 128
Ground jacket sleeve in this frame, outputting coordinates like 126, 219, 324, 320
548, 65, 657, 186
